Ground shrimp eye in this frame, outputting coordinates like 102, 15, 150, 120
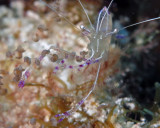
80, 25, 85, 30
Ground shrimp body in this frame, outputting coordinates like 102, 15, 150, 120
52, 5, 115, 122
88, 7, 113, 60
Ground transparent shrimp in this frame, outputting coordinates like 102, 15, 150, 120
25, 0, 160, 122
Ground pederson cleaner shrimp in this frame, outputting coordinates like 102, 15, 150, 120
17, 0, 160, 122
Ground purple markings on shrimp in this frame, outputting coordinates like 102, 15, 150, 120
103, 6, 107, 11
79, 64, 84, 68
55, 114, 61, 117
24, 70, 30, 79
61, 60, 65, 64
69, 65, 73, 69
58, 118, 64, 123
116, 34, 126, 39
78, 99, 84, 105
64, 111, 70, 116
55, 66, 59, 70
85, 60, 91, 65
86, 62, 91, 65
53, 66, 59, 74
18, 80, 25, 88
94, 60, 99, 63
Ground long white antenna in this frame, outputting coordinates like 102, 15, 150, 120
77, 62, 101, 109
78, 0, 95, 30
119, 16, 160, 31
107, 0, 114, 11
96, 9, 103, 33
40, 0, 80, 31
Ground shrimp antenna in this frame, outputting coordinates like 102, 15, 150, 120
39, 0, 80, 31
77, 0, 95, 30
107, 0, 114, 11
99, 0, 114, 31
77, 62, 101, 109
119, 16, 160, 32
